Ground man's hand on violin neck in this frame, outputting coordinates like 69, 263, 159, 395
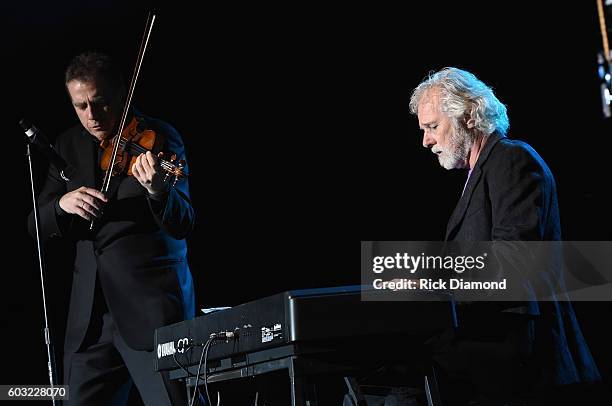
59, 186, 108, 221
132, 151, 167, 195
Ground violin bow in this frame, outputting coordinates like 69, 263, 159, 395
91, 12, 156, 230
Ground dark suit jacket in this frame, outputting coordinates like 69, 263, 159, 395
28, 113, 195, 352
445, 132, 600, 386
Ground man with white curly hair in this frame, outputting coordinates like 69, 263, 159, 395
409, 68, 600, 405
410, 67, 509, 174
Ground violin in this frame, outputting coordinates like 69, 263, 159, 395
99, 115, 186, 184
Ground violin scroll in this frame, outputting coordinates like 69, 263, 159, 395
158, 151, 187, 186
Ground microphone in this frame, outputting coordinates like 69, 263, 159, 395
20, 119, 75, 181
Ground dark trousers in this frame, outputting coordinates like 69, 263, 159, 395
428, 313, 536, 406
63, 278, 187, 406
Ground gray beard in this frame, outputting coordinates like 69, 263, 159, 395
438, 125, 473, 170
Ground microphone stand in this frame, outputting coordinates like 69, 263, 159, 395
26, 142, 58, 405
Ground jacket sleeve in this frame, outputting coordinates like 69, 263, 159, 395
485, 142, 561, 305
27, 137, 72, 242
146, 124, 195, 240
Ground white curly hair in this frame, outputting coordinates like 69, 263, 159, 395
409, 67, 509, 136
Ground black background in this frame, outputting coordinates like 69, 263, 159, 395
3, 0, 611, 396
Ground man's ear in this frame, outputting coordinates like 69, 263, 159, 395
465, 111, 476, 129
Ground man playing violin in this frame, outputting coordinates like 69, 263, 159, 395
28, 51, 194, 405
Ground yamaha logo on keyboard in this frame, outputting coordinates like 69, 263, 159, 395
261, 323, 282, 343
157, 338, 189, 359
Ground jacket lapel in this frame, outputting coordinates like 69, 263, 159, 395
444, 132, 505, 241
74, 128, 98, 189
445, 167, 482, 240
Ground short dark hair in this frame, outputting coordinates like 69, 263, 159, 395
65, 51, 124, 90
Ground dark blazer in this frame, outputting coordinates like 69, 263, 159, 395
28, 114, 195, 352
445, 132, 600, 386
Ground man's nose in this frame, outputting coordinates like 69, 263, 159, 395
85, 105, 95, 120
86, 105, 101, 121
422, 131, 435, 148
